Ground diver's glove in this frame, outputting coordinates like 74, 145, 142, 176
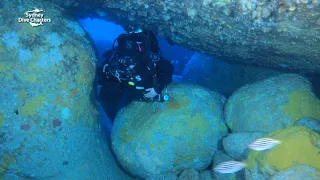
144, 88, 158, 98
140, 94, 164, 102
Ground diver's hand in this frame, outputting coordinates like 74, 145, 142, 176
144, 88, 158, 98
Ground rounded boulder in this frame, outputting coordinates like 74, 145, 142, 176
111, 84, 228, 178
225, 74, 320, 133
246, 126, 320, 179
222, 132, 266, 160
0, 1, 129, 179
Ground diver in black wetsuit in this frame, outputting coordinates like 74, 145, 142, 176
97, 30, 174, 121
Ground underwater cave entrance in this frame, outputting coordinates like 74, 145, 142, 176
76, 17, 320, 180
78, 17, 194, 135
78, 17, 320, 137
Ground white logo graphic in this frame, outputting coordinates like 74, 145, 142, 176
18, 7, 51, 27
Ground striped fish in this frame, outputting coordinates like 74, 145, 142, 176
214, 161, 246, 174
248, 138, 281, 151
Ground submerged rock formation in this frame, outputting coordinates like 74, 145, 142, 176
222, 132, 267, 160
225, 74, 320, 133
111, 84, 228, 178
0, 1, 130, 179
245, 126, 320, 179
211, 75, 320, 179
49, 0, 320, 74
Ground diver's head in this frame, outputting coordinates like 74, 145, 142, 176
116, 29, 160, 54
140, 30, 160, 54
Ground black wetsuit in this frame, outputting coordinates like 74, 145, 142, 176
98, 49, 174, 121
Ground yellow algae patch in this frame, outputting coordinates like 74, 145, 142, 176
53, 95, 62, 104
75, 70, 92, 87
68, 95, 97, 127
18, 90, 28, 99
75, 56, 95, 87
187, 113, 211, 132
0, 61, 15, 79
211, 104, 215, 111
166, 98, 190, 110
317, 171, 320, 179
59, 81, 70, 90
282, 90, 320, 123
18, 23, 39, 36
61, 43, 76, 58
155, 141, 167, 151
79, 164, 88, 171
20, 95, 46, 116
247, 126, 320, 172
31, 49, 41, 60
0, 153, 16, 176
19, 72, 38, 83
0, 41, 5, 52
120, 128, 136, 143
0, 63, 5, 73
174, 154, 197, 167
0, 113, 5, 127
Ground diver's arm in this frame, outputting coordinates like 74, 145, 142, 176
154, 58, 174, 94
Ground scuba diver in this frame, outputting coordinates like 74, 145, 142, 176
97, 29, 174, 121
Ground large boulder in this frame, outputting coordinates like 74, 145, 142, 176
225, 74, 320, 133
245, 126, 320, 179
0, 1, 130, 179
111, 84, 228, 178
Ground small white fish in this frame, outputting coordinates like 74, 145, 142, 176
248, 138, 281, 151
27, 7, 44, 14
214, 161, 246, 174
